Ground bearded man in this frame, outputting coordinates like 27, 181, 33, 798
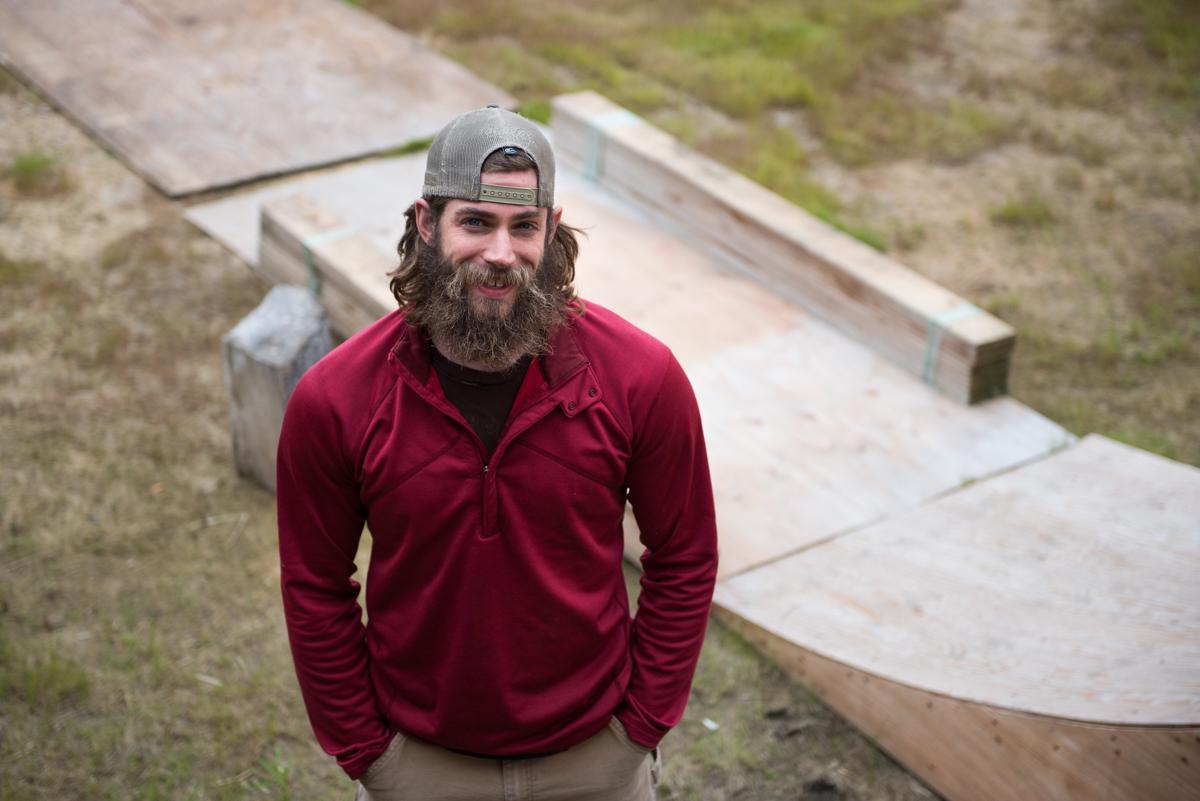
277, 106, 718, 801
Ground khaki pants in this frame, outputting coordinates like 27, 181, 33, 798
354, 717, 661, 801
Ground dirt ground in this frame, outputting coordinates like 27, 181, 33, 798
2, 0, 1196, 799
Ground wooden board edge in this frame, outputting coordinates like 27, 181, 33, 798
712, 606, 1200, 801
551, 90, 1014, 404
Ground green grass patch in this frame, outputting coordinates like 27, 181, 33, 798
6, 150, 72, 197
989, 196, 1056, 228
1094, 0, 1200, 117
0, 251, 38, 286
379, 136, 433, 158
0, 637, 91, 707
518, 98, 552, 124
818, 94, 1013, 166
369, 0, 962, 162
702, 125, 887, 250
0, 68, 26, 96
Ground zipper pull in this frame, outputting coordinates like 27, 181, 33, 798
483, 464, 489, 474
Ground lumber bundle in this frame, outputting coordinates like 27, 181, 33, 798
257, 194, 395, 338
551, 91, 1014, 404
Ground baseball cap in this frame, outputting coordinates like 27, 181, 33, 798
422, 105, 555, 207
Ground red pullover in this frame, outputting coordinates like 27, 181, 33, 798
277, 302, 718, 779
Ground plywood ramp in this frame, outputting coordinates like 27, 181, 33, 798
0, 0, 512, 195
188, 150, 1069, 581
717, 435, 1200, 801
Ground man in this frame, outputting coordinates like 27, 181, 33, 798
277, 105, 718, 801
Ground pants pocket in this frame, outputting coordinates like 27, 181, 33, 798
608, 716, 652, 756
357, 733, 406, 797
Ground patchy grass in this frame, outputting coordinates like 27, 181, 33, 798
989, 196, 1056, 229
365, 0, 972, 252
818, 95, 1013, 166
701, 125, 888, 249
378, 136, 434, 158
1094, 0, 1200, 118
0, 69, 26, 96
5, 150, 73, 197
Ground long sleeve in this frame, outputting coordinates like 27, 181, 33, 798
276, 371, 392, 779
617, 353, 719, 748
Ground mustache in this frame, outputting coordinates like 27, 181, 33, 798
447, 261, 538, 295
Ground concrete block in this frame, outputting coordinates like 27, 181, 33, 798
222, 285, 331, 492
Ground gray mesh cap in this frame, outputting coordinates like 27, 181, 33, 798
422, 105, 555, 207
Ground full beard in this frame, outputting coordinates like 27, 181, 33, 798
411, 240, 565, 371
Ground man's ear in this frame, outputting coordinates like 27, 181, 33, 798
414, 199, 436, 245
548, 206, 563, 240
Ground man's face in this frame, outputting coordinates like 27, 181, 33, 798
417, 169, 561, 320
412, 169, 566, 369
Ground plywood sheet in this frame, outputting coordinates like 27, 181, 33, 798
0, 0, 512, 195
719, 610, 1200, 801
717, 435, 1200, 725
190, 154, 1070, 579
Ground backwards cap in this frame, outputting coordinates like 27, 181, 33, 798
422, 105, 555, 208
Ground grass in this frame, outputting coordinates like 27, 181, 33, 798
378, 135, 434, 158
364, 0, 972, 248
5, 150, 72, 197
1094, 0, 1200, 118
988, 196, 1056, 229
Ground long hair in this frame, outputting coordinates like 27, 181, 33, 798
389, 149, 582, 314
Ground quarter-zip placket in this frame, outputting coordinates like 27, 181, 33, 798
479, 363, 603, 540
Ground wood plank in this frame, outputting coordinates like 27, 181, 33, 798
551, 91, 1015, 403
185, 155, 425, 265
0, 0, 513, 195
716, 609, 1200, 801
716, 435, 1200, 725
258, 194, 393, 337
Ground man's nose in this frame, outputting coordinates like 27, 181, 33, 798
481, 229, 517, 268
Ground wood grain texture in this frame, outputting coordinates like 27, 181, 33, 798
0, 0, 512, 195
716, 435, 1200, 725
716, 609, 1200, 801
551, 91, 1014, 404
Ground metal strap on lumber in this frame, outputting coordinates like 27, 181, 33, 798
301, 226, 357, 296
922, 302, 983, 386
583, 109, 642, 181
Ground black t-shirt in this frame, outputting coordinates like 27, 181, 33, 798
431, 347, 532, 457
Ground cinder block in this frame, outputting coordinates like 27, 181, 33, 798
222, 285, 331, 491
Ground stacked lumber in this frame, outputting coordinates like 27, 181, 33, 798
257, 194, 395, 337
551, 91, 1014, 404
